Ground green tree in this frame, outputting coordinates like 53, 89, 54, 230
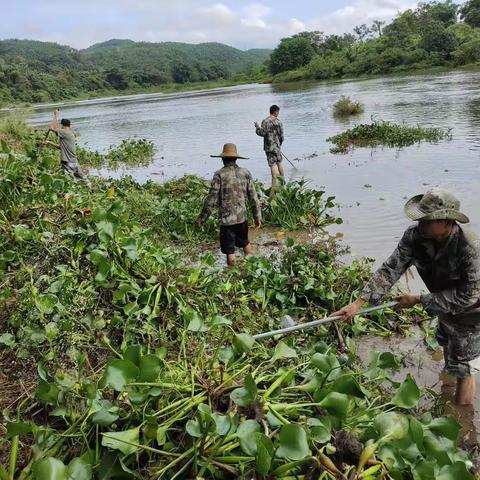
269, 36, 315, 74
460, 0, 480, 27
420, 20, 457, 56
417, 1, 458, 26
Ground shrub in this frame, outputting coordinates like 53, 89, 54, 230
333, 96, 364, 117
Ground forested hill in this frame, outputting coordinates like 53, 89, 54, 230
0, 38, 271, 105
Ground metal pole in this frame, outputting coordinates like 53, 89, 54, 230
253, 301, 398, 340
281, 151, 297, 169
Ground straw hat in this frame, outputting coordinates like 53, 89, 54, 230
404, 188, 469, 224
210, 143, 249, 159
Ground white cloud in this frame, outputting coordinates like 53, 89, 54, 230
1, 0, 469, 50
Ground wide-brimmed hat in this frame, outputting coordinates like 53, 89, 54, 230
210, 143, 249, 159
404, 188, 469, 224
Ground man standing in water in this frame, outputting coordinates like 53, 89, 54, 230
196, 143, 261, 266
43, 109, 90, 186
334, 188, 480, 405
255, 105, 284, 188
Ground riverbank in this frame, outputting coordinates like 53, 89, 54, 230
0, 124, 477, 479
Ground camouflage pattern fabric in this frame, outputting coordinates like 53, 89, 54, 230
266, 151, 282, 167
360, 224, 480, 321
436, 318, 480, 377
199, 162, 261, 226
256, 116, 284, 155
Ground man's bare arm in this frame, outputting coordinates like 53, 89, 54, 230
49, 109, 60, 133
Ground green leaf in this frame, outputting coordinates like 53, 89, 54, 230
101, 359, 139, 391
138, 354, 161, 382
233, 333, 256, 355
35, 294, 58, 314
391, 374, 420, 409
374, 412, 410, 441
0, 333, 15, 347
427, 416, 461, 441
185, 419, 202, 438
102, 427, 140, 455
255, 433, 273, 475
331, 374, 367, 398
92, 409, 119, 427
33, 458, 66, 480
97, 452, 134, 480
219, 346, 235, 366
123, 345, 141, 366
307, 417, 331, 443
276, 424, 311, 460
35, 380, 60, 405
271, 341, 298, 363
212, 412, 238, 437
14, 224, 33, 242
186, 310, 209, 332
230, 374, 257, 407
318, 392, 350, 420
66, 457, 92, 480
6, 421, 33, 439
437, 462, 475, 480
96, 221, 115, 241
45, 322, 59, 341
237, 420, 260, 456
311, 352, 342, 380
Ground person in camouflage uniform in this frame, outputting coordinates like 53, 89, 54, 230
196, 143, 262, 266
43, 109, 90, 186
334, 188, 480, 405
255, 105, 284, 188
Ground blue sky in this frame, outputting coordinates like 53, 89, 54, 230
0, 0, 461, 50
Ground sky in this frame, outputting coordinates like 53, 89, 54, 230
0, 0, 463, 50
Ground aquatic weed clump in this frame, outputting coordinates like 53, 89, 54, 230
0, 126, 476, 479
77, 138, 155, 168
333, 96, 364, 117
327, 120, 452, 154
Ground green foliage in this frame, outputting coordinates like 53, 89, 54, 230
271, 1, 480, 84
327, 120, 451, 153
460, 0, 480, 27
0, 39, 271, 105
77, 138, 155, 169
269, 36, 316, 74
0, 126, 474, 479
333, 96, 364, 117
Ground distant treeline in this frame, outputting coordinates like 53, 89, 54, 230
0, 39, 270, 105
268, 0, 480, 82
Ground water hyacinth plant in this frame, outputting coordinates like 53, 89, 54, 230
327, 120, 452, 154
77, 138, 155, 168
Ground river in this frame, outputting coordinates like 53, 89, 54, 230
28, 69, 480, 262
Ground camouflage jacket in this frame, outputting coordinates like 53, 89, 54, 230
256, 116, 284, 153
360, 224, 480, 323
199, 163, 262, 226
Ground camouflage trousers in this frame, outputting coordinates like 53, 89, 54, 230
266, 151, 282, 167
436, 316, 480, 378
61, 160, 90, 185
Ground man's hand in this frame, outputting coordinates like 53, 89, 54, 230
254, 219, 261, 231
395, 295, 421, 309
195, 216, 202, 226
332, 298, 366, 323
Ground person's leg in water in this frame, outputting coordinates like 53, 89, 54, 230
243, 243, 253, 257
277, 159, 285, 179
226, 253, 236, 266
456, 375, 476, 405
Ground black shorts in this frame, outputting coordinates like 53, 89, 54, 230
220, 221, 250, 255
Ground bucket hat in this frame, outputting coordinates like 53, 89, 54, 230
404, 188, 469, 224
